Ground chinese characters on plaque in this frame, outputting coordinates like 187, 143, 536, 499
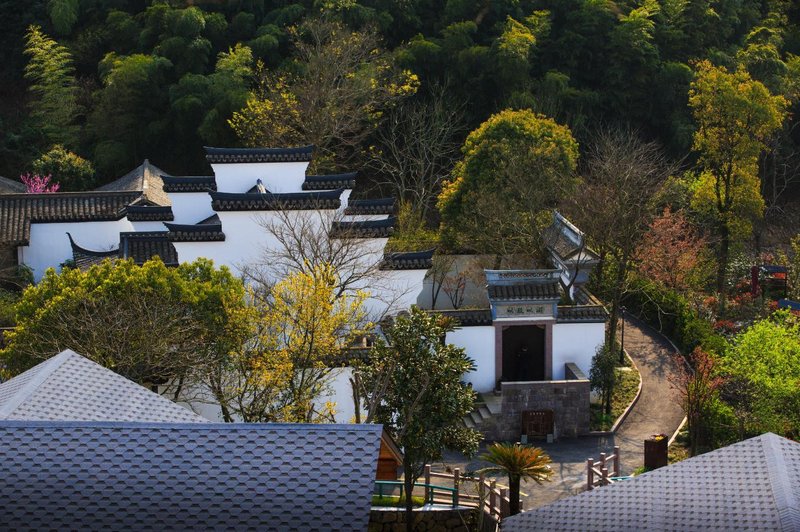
496, 303, 553, 319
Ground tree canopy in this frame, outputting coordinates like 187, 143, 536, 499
438, 108, 578, 255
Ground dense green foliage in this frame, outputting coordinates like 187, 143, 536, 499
0, 258, 253, 389
3, 0, 800, 186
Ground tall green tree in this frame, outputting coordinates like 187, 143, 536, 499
688, 60, 787, 300
23, 25, 79, 149
359, 307, 480, 532
438, 108, 579, 258
31, 144, 95, 190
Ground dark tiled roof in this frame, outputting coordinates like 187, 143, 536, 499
302, 172, 357, 190
164, 222, 225, 242
96, 160, 170, 206
330, 216, 396, 238
67, 233, 118, 270
380, 249, 435, 270
211, 190, 342, 211
205, 145, 314, 163
487, 281, 561, 301
119, 232, 179, 266
543, 211, 598, 263
0, 192, 141, 245
0, 421, 382, 530
161, 176, 217, 193
0, 176, 25, 194
0, 350, 206, 422
125, 205, 174, 221
557, 305, 608, 322
502, 433, 800, 532
344, 197, 396, 215
431, 309, 494, 327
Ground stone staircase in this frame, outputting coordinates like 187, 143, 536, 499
463, 392, 502, 437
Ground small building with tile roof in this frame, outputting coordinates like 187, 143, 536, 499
0, 175, 25, 194
0, 420, 382, 530
502, 432, 800, 531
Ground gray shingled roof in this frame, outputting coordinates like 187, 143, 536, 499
330, 216, 396, 238
344, 197, 396, 215
161, 175, 217, 192
67, 233, 119, 270
502, 433, 800, 532
0, 420, 381, 530
0, 350, 205, 422
119, 232, 179, 266
0, 191, 141, 245
96, 159, 170, 206
542, 211, 599, 264
431, 309, 494, 326
164, 221, 225, 242
380, 249, 435, 270
0, 175, 25, 194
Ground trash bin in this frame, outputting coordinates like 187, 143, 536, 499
644, 434, 668, 470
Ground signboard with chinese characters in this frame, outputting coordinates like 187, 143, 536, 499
495, 303, 555, 320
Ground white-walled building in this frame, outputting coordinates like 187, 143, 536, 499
0, 146, 607, 436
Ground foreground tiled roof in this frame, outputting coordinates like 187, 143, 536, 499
503, 433, 800, 532
205, 145, 314, 163
302, 172, 357, 190
330, 217, 396, 238
119, 232, 179, 266
344, 197, 396, 215
487, 281, 561, 301
0, 350, 205, 422
0, 421, 381, 529
380, 249, 435, 270
0, 176, 25, 194
0, 192, 140, 245
211, 190, 342, 211
96, 160, 170, 206
161, 175, 217, 193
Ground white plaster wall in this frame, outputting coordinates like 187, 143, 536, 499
211, 162, 310, 193
128, 220, 168, 232
447, 326, 496, 393
20, 219, 133, 281
367, 269, 427, 317
551, 322, 606, 379
167, 192, 214, 225
175, 367, 356, 424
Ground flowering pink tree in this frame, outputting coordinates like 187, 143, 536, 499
20, 173, 60, 193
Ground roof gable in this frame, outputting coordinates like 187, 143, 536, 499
0, 421, 381, 530
0, 350, 205, 423
96, 159, 170, 206
0, 175, 25, 194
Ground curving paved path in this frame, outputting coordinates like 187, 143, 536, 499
441, 313, 687, 510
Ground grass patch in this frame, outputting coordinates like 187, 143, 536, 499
590, 365, 641, 431
668, 427, 690, 464
371, 495, 427, 508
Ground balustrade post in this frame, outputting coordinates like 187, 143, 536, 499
490, 480, 497, 516
613, 446, 620, 477
424, 464, 431, 503
587, 458, 594, 491
453, 468, 460, 507
478, 473, 486, 515
601, 466, 609, 486
500, 488, 509, 517
599, 452, 606, 468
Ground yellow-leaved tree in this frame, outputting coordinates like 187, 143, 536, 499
689, 60, 787, 301
233, 263, 370, 423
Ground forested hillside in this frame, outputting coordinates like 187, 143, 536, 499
2, 0, 800, 191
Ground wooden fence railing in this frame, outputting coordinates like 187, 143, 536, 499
421, 465, 513, 521
587, 446, 621, 490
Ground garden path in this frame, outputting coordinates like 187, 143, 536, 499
440, 313, 687, 511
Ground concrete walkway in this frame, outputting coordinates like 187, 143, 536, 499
441, 314, 687, 510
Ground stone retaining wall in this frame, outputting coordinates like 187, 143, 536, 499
369, 507, 488, 532
489, 366, 590, 440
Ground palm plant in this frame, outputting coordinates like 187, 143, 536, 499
477, 442, 553, 516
